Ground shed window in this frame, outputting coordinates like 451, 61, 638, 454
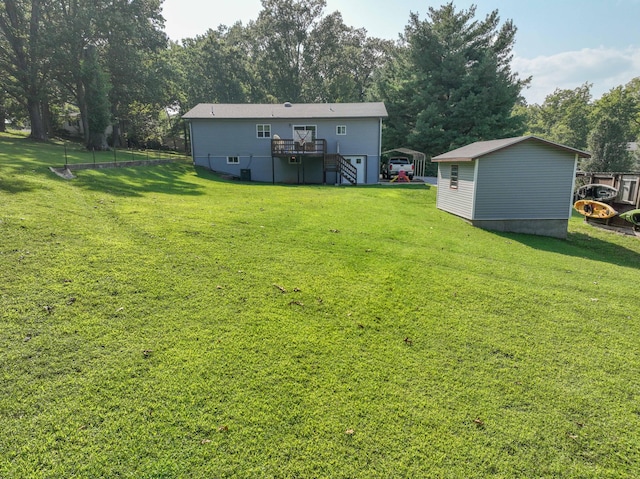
257, 124, 271, 138
450, 164, 459, 189
227, 156, 240, 164
336, 125, 347, 135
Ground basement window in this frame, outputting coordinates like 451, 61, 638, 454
450, 164, 459, 189
227, 156, 240, 164
257, 124, 271, 138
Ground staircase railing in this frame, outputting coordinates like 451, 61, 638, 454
336, 154, 358, 185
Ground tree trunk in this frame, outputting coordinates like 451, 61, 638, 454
111, 120, 122, 148
27, 96, 46, 140
0, 102, 6, 132
76, 82, 90, 145
87, 131, 108, 150
42, 100, 53, 137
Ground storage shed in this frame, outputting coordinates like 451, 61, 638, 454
432, 136, 590, 239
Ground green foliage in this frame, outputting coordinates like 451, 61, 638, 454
81, 45, 111, 149
377, 2, 527, 169
0, 0, 52, 140
583, 86, 637, 172
523, 83, 593, 150
2, 132, 640, 477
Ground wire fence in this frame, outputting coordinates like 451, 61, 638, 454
61, 143, 190, 169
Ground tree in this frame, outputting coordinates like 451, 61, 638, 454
49, 0, 167, 148
0, 0, 51, 140
583, 86, 636, 172
377, 2, 528, 170
81, 44, 110, 149
99, 0, 167, 147
305, 12, 393, 102
521, 83, 592, 150
251, 0, 326, 102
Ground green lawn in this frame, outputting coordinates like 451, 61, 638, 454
1, 130, 640, 478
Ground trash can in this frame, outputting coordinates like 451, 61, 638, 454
240, 169, 251, 181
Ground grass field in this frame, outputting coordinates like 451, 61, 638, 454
1, 130, 640, 478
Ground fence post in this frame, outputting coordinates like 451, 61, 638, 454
92, 147, 96, 166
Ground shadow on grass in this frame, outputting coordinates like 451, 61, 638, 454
496, 230, 640, 269
0, 176, 42, 194
73, 162, 205, 197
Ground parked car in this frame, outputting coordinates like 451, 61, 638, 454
383, 157, 414, 180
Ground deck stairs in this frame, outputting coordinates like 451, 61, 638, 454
324, 153, 358, 185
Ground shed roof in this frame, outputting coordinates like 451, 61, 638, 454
431, 136, 590, 162
182, 102, 388, 120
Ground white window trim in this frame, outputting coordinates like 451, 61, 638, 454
336, 125, 347, 135
292, 125, 317, 141
227, 156, 240, 164
256, 124, 271, 138
450, 164, 459, 189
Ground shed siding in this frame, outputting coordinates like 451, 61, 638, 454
189, 117, 382, 184
473, 142, 576, 220
437, 162, 476, 219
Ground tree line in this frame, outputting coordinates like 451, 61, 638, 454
1, 0, 638, 172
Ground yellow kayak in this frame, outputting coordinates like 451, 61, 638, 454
574, 199, 617, 219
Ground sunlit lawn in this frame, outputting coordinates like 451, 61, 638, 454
1, 131, 640, 478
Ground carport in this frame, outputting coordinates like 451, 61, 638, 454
382, 148, 428, 177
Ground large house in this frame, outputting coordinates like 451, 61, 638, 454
432, 136, 591, 239
182, 102, 388, 185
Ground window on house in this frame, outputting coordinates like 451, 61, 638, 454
227, 156, 240, 164
450, 164, 459, 189
337, 125, 347, 135
257, 124, 271, 138
293, 125, 316, 142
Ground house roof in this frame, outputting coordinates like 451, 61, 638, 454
431, 135, 591, 162
182, 102, 388, 120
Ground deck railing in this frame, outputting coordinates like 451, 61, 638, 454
271, 138, 327, 156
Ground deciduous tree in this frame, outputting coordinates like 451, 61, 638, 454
583, 86, 637, 172
0, 0, 51, 140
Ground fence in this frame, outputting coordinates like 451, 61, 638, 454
62, 143, 189, 169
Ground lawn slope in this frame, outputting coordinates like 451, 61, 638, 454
1, 131, 640, 478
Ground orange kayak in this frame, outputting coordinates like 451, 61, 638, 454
574, 199, 617, 219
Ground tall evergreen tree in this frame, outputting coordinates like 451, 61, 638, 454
377, 2, 528, 170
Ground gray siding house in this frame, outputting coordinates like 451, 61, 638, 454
433, 136, 590, 239
182, 102, 388, 185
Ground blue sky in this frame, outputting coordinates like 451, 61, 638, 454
162, 0, 640, 104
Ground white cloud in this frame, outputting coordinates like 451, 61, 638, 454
513, 46, 640, 105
